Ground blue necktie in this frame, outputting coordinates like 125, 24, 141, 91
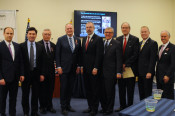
69, 38, 74, 52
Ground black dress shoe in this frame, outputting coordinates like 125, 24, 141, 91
61, 110, 68, 115
99, 109, 106, 113
39, 108, 47, 114
31, 113, 39, 116
67, 107, 76, 112
88, 111, 97, 116
83, 108, 91, 113
115, 107, 124, 112
104, 110, 113, 115
24, 114, 29, 116
47, 108, 56, 113
1, 113, 6, 116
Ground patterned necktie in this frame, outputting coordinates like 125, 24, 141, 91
46, 42, 51, 54
105, 40, 109, 53
85, 36, 90, 51
30, 42, 34, 70
123, 36, 127, 54
140, 40, 145, 50
8, 43, 13, 59
69, 38, 74, 52
159, 45, 164, 59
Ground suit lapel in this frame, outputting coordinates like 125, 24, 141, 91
159, 42, 171, 60
105, 39, 113, 53
140, 38, 150, 52
2, 41, 13, 61
24, 42, 30, 62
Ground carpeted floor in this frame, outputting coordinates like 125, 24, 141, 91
4, 82, 157, 116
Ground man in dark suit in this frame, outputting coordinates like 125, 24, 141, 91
81, 22, 104, 116
138, 26, 158, 100
156, 30, 175, 100
56, 23, 81, 115
20, 27, 45, 116
100, 27, 122, 115
115, 22, 139, 112
38, 29, 56, 114
0, 27, 24, 116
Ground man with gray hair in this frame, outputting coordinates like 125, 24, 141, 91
37, 29, 56, 114
138, 26, 158, 100
56, 23, 81, 115
100, 27, 122, 115
156, 30, 175, 99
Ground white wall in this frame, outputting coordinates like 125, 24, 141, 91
0, 0, 174, 45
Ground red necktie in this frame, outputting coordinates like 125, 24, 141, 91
85, 36, 90, 51
123, 36, 127, 54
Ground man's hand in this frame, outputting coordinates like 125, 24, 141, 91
40, 75, 45, 82
57, 68, 63, 75
92, 68, 98, 76
20, 76, 25, 82
146, 73, 152, 79
76, 67, 80, 74
116, 73, 122, 79
163, 75, 169, 83
123, 64, 126, 71
81, 67, 83, 74
0, 79, 5, 85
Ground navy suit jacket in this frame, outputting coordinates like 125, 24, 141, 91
20, 41, 46, 81
56, 35, 81, 73
0, 40, 24, 82
102, 39, 122, 78
156, 42, 175, 84
138, 38, 158, 76
117, 34, 139, 76
82, 33, 104, 74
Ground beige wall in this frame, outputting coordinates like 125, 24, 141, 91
0, 0, 174, 45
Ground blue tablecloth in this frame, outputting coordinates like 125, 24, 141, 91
119, 96, 175, 116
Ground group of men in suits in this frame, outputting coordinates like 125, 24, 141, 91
0, 27, 56, 116
0, 21, 175, 116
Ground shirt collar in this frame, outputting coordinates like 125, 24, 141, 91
162, 41, 169, 48
27, 40, 35, 46
88, 32, 94, 38
123, 34, 129, 39
43, 39, 50, 44
105, 38, 112, 43
142, 37, 149, 43
4, 40, 12, 46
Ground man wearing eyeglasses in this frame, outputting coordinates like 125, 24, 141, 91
81, 22, 104, 116
37, 29, 56, 114
100, 27, 122, 115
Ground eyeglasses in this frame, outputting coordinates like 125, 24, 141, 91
105, 32, 113, 34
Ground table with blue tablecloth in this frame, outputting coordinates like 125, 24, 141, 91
119, 96, 175, 116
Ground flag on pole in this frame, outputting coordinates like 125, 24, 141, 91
69, 19, 72, 24
25, 18, 30, 41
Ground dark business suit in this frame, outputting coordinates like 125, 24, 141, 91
37, 40, 56, 110
117, 34, 139, 108
100, 39, 122, 112
56, 35, 81, 110
0, 40, 24, 116
20, 41, 46, 115
82, 33, 104, 113
138, 38, 158, 100
156, 42, 175, 99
